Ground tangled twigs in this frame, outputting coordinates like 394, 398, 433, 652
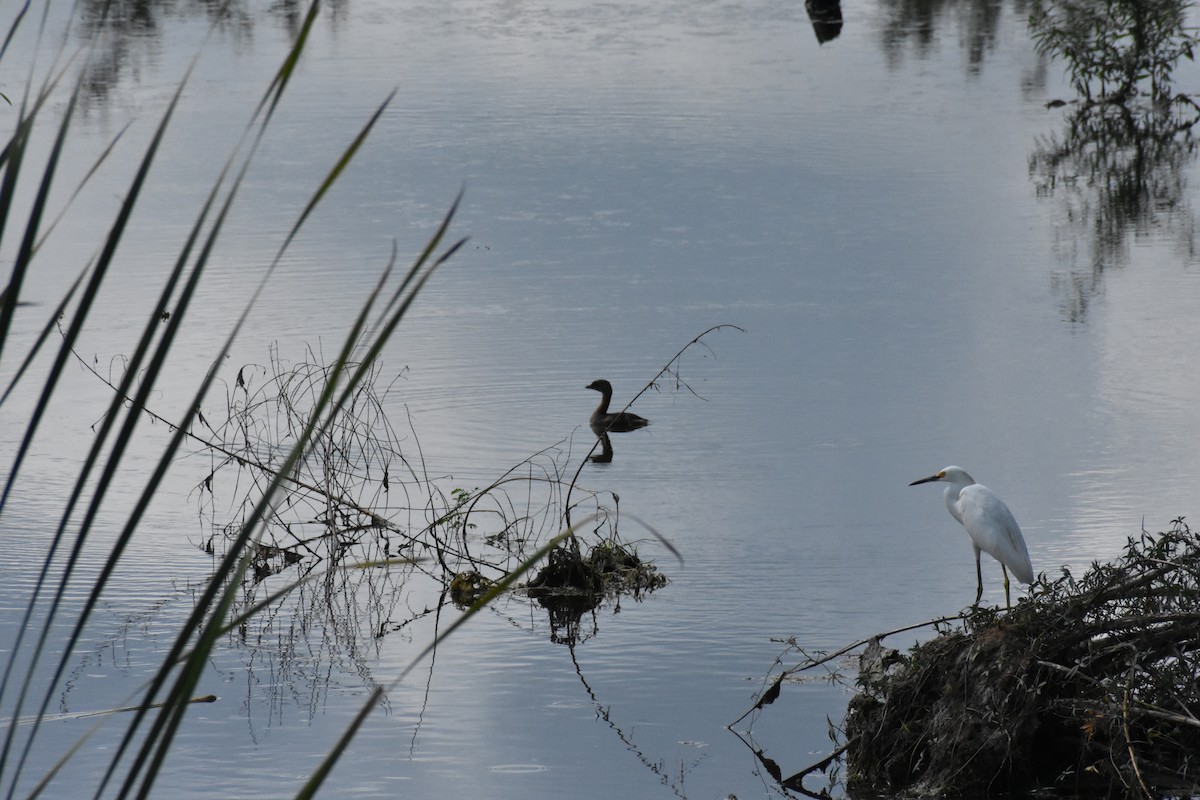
842, 519, 1200, 797
64, 334, 434, 559
741, 518, 1200, 799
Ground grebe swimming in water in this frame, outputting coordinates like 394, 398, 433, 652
586, 379, 650, 433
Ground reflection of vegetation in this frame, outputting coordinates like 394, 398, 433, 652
1028, 0, 1200, 321
528, 537, 668, 645
1028, 101, 1200, 320
74, 0, 346, 105
877, 0, 1024, 74
1030, 0, 1195, 103
567, 643, 701, 799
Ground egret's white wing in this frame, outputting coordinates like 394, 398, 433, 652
956, 484, 1034, 584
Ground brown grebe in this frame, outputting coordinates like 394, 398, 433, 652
586, 379, 650, 433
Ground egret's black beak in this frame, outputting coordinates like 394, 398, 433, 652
909, 472, 943, 487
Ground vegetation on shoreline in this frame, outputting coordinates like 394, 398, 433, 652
736, 518, 1200, 798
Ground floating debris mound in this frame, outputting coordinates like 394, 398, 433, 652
526, 537, 667, 601
846, 518, 1200, 798
520, 537, 668, 645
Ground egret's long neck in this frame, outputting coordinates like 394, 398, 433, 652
943, 484, 964, 524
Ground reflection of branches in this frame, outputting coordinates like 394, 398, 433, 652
407, 591, 448, 756
72, 0, 348, 107
75, 0, 251, 107
232, 537, 413, 730
1029, 0, 1200, 321
728, 725, 846, 800
876, 0, 1023, 74
567, 642, 699, 799
538, 592, 600, 645
729, 618, 962, 798
1031, 105, 1200, 317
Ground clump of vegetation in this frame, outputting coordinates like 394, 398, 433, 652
738, 519, 1200, 798
845, 621, 1041, 794
847, 518, 1200, 796
449, 571, 495, 607
523, 536, 668, 646
526, 537, 667, 601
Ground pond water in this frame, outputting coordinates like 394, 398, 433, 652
4, 0, 1200, 797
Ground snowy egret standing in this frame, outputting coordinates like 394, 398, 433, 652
909, 466, 1033, 608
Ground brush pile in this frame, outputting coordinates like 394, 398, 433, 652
526, 537, 667, 601
846, 518, 1200, 797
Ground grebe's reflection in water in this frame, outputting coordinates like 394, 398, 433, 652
589, 432, 614, 463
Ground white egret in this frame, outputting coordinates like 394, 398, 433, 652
586, 380, 650, 433
909, 466, 1033, 608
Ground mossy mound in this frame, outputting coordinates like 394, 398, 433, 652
449, 570, 495, 607
846, 519, 1200, 797
525, 538, 667, 601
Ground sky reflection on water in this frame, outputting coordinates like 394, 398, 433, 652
4, 0, 1200, 797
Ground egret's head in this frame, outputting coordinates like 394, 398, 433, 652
909, 466, 974, 487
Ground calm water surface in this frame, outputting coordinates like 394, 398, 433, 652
4, 0, 1200, 797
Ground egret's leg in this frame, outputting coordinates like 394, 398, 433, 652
1002, 564, 1011, 609
974, 552, 983, 605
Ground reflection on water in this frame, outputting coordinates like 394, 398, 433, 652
588, 431, 614, 463
566, 642, 699, 797
877, 0, 1016, 73
1032, 105, 1200, 322
1029, 0, 1200, 322
805, 0, 844, 45
72, 0, 351, 105
9, 0, 1200, 797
